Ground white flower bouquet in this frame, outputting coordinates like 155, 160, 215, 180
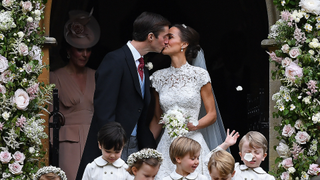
159, 108, 190, 138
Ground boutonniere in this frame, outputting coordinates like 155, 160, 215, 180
145, 62, 153, 70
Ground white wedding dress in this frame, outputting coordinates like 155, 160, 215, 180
151, 62, 211, 180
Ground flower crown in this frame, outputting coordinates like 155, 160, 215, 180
127, 148, 163, 166
33, 166, 67, 180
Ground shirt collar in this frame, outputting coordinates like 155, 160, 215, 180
127, 41, 142, 61
239, 164, 267, 174
169, 171, 198, 180
94, 156, 125, 168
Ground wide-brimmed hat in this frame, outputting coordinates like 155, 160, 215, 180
64, 9, 100, 49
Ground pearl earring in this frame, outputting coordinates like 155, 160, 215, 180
181, 47, 183, 52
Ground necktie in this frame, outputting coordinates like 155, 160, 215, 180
138, 57, 144, 80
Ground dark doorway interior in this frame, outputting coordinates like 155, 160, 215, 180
50, 0, 270, 170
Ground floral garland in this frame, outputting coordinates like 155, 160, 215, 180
127, 148, 163, 167
0, 0, 54, 179
33, 166, 67, 180
268, 0, 320, 179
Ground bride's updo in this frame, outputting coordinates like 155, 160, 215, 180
173, 24, 201, 62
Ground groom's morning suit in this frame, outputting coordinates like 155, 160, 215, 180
76, 44, 155, 180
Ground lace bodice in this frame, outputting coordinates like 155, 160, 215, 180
151, 62, 211, 121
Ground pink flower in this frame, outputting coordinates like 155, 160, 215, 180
289, 47, 301, 58
20, 1, 33, 13
281, 158, 293, 169
294, 25, 307, 45
308, 164, 320, 175
282, 57, 292, 67
281, 10, 292, 21
291, 143, 304, 159
0, 70, 13, 83
8, 162, 23, 175
295, 131, 310, 144
294, 120, 303, 129
0, 54, 9, 73
0, 150, 12, 163
26, 83, 39, 100
0, 122, 4, 131
0, 84, 6, 94
307, 80, 318, 94
12, 89, 30, 110
282, 124, 295, 137
281, 44, 290, 53
18, 43, 28, 56
13, 151, 25, 164
267, 51, 282, 63
281, 171, 290, 180
285, 62, 303, 81
16, 115, 26, 128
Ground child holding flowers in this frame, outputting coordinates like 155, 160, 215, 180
126, 148, 163, 180
82, 122, 133, 180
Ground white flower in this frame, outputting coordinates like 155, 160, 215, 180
160, 107, 190, 138
309, 49, 315, 55
12, 89, 30, 110
309, 41, 319, 48
0, 11, 16, 31
236, 86, 243, 91
312, 112, 320, 124
301, 171, 309, 180
288, 167, 296, 174
304, 23, 313, 32
244, 153, 253, 161
29, 45, 42, 64
0, 34, 4, 40
299, 0, 320, 15
2, 0, 15, 8
302, 96, 312, 104
281, 0, 285, 6
145, 62, 153, 70
0, 54, 9, 72
290, 104, 296, 110
294, 120, 303, 129
279, 105, 285, 111
26, 17, 33, 22
295, 131, 310, 144
34, 10, 41, 17
29, 147, 35, 154
281, 44, 290, 53
17, 31, 24, 38
18, 43, 29, 56
282, 57, 292, 67
2, 111, 10, 120
20, 1, 33, 13
276, 141, 291, 158
0, 84, 6, 94
34, 16, 41, 22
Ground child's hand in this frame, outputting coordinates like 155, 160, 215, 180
219, 129, 240, 150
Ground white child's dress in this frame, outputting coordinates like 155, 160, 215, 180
82, 156, 134, 180
163, 171, 208, 180
232, 163, 276, 180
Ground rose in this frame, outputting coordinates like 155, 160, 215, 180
285, 62, 303, 81
29, 147, 35, 154
307, 164, 320, 175
18, 43, 29, 56
27, 17, 33, 23
17, 31, 24, 38
0, 150, 12, 163
299, 0, 320, 15
295, 131, 310, 144
2, 0, 15, 7
8, 162, 23, 175
20, 1, 33, 13
294, 120, 303, 129
309, 49, 315, 55
0, 84, 6, 94
2, 111, 10, 120
12, 89, 30, 110
312, 112, 320, 124
34, 10, 41, 17
281, 171, 290, 180
288, 47, 301, 58
13, 151, 25, 163
29, 45, 42, 64
145, 62, 153, 70
276, 141, 291, 158
70, 22, 85, 37
281, 44, 290, 53
282, 124, 295, 137
0, 70, 13, 83
282, 57, 292, 67
0, 54, 9, 72
288, 167, 296, 174
282, 158, 294, 169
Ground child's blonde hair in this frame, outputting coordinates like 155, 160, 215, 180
238, 131, 268, 153
126, 148, 163, 175
169, 137, 201, 164
208, 150, 235, 177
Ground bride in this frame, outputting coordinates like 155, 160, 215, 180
150, 24, 219, 180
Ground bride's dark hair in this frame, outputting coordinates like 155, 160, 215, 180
173, 24, 201, 62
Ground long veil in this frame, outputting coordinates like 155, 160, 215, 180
192, 48, 229, 152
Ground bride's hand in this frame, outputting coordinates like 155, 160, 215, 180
187, 122, 198, 131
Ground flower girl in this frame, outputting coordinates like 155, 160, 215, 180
82, 122, 133, 180
127, 148, 163, 180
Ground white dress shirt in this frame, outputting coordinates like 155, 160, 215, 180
82, 156, 134, 180
163, 170, 208, 180
232, 162, 275, 180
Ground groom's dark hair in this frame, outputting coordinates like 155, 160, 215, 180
97, 122, 127, 151
132, 11, 170, 41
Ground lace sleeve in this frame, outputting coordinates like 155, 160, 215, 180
196, 68, 211, 90
150, 70, 161, 92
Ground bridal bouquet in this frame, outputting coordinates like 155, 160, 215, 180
267, 0, 320, 179
159, 108, 190, 138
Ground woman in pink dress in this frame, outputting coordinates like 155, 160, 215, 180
50, 10, 100, 180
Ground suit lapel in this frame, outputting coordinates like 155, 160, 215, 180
122, 45, 143, 97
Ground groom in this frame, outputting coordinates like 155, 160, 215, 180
76, 12, 170, 179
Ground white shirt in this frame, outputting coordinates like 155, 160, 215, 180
163, 171, 208, 180
232, 162, 275, 180
126, 41, 143, 68
82, 156, 134, 180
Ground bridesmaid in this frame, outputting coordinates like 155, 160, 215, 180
50, 9, 100, 180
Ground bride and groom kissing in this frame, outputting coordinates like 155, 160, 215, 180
76, 11, 226, 180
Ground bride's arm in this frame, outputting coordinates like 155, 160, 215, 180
187, 82, 217, 131
149, 89, 163, 139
